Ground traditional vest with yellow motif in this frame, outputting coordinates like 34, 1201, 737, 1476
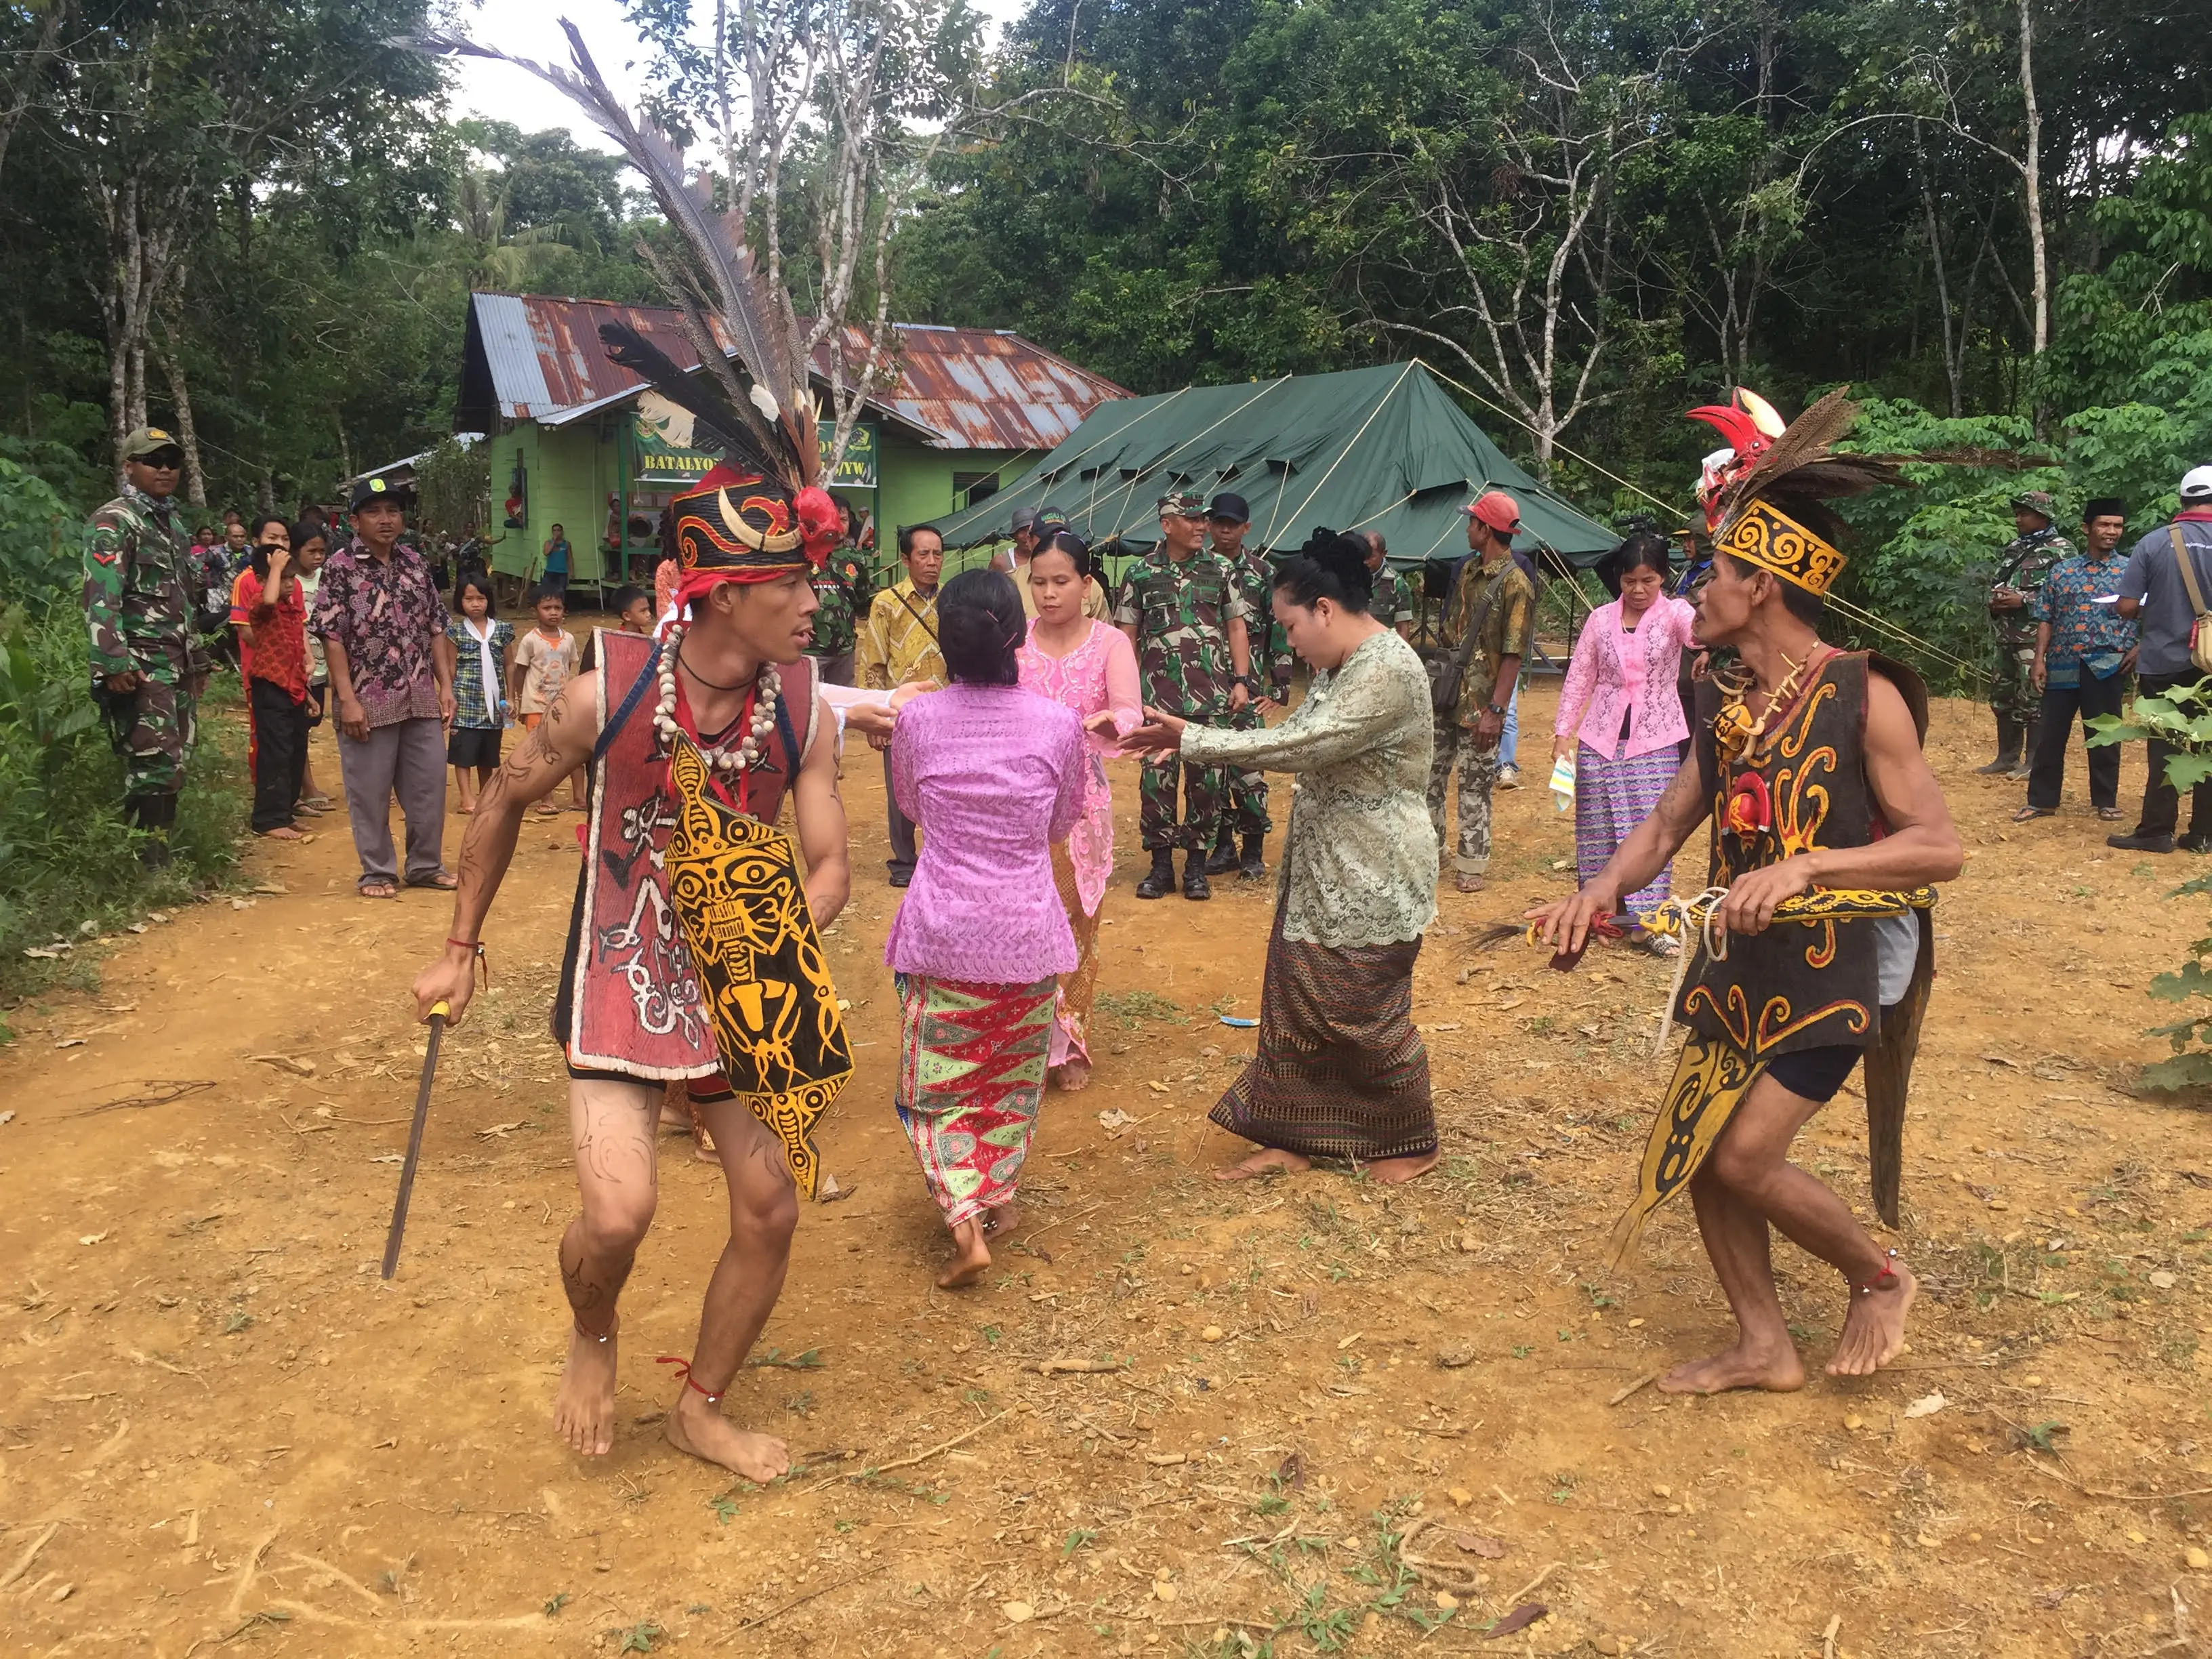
1675, 651, 1928, 1060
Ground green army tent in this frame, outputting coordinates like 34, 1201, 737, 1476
922, 360, 1618, 568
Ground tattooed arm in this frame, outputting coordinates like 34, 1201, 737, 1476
790, 688, 851, 930
410, 672, 602, 1022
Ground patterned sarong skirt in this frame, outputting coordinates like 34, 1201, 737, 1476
1209, 905, 1435, 1163
894, 972, 1058, 1227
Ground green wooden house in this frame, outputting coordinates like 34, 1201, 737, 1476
452, 291, 1128, 594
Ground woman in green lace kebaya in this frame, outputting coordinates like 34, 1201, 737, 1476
1126, 528, 1440, 1183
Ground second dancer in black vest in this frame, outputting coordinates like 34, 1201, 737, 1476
1529, 388, 1963, 1395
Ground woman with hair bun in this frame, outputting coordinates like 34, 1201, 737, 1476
1017, 531, 1142, 1090
1127, 528, 1441, 1183
1552, 531, 1698, 955
885, 568, 1090, 1285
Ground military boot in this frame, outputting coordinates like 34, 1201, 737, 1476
1975, 714, 2023, 775
1182, 852, 1212, 901
1204, 831, 1240, 876
1135, 849, 1176, 900
2006, 718, 2039, 779
128, 792, 178, 869
1238, 833, 1267, 880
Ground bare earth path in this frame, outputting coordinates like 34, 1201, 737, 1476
3, 682, 2211, 1658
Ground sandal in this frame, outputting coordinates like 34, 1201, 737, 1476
2097, 806, 2123, 821
358, 880, 398, 899
2011, 806, 2053, 823
1454, 872, 1485, 894
407, 870, 461, 891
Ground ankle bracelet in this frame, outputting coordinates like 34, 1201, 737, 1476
1855, 1248, 1902, 1296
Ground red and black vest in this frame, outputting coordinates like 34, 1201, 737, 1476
554, 630, 818, 1078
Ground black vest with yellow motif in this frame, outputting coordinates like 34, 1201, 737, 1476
1674, 651, 1923, 1059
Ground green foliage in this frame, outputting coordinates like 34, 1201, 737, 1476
2088, 696, 2212, 1089
0, 601, 245, 1003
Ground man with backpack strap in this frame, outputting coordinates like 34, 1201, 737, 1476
2110, 467, 2212, 854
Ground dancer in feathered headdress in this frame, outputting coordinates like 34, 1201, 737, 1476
1528, 388, 1964, 1396
404, 28, 886, 1488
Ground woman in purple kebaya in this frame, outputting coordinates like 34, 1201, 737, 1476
884, 569, 1088, 1287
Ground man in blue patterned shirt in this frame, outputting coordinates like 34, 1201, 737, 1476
2018, 499, 2133, 824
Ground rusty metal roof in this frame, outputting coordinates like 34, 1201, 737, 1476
458, 292, 1126, 451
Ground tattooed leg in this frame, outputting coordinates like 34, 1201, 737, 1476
554, 1076, 660, 1457
661, 1101, 798, 1483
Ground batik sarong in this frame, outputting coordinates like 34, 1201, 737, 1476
1576, 741, 1681, 914
895, 972, 1057, 1227
1210, 907, 1435, 1162
1048, 842, 1102, 1069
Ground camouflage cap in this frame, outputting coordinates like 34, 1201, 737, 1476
2009, 489, 2057, 518
1157, 491, 1207, 519
121, 426, 182, 462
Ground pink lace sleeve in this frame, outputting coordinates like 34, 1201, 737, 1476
1667, 595, 1700, 647
1100, 623, 1142, 735
1047, 710, 1088, 843
1555, 605, 1604, 738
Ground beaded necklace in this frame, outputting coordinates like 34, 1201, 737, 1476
651, 623, 779, 808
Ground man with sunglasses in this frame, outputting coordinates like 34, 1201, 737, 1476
83, 427, 208, 866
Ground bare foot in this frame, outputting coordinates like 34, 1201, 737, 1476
1213, 1147, 1313, 1182
1655, 1339, 1805, 1395
552, 1321, 619, 1456
1826, 1258, 1917, 1377
937, 1216, 991, 1288
658, 1101, 693, 1132
1366, 1149, 1439, 1185
983, 1200, 1021, 1234
259, 825, 305, 840
665, 1391, 790, 1483
1050, 1057, 1092, 1092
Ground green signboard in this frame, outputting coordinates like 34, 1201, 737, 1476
628, 407, 878, 489
631, 408, 718, 487
822, 420, 877, 489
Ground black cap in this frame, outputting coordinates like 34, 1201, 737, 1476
350, 475, 405, 512
1208, 492, 1250, 523
2081, 497, 2126, 523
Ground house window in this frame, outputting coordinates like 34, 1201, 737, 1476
954, 470, 1001, 508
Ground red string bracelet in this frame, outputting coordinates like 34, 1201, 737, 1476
656, 1355, 723, 1404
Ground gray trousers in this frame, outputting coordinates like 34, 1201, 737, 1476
337, 715, 449, 887
882, 748, 918, 877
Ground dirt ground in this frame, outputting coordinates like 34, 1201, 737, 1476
5, 663, 2212, 1659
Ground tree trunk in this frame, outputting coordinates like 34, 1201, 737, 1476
2018, 0, 2047, 359
150, 320, 207, 508
0, 0, 67, 188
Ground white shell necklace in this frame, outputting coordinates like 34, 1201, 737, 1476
651, 621, 779, 779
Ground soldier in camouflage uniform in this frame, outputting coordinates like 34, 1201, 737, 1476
1115, 491, 1253, 901
1364, 532, 1416, 639
83, 427, 208, 867
1202, 493, 1292, 880
805, 526, 868, 687
1982, 489, 2072, 777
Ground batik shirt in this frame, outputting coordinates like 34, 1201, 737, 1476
1112, 548, 1255, 717
1226, 548, 1293, 696
2030, 550, 2136, 686
83, 484, 205, 686
859, 579, 945, 691
1439, 554, 1536, 729
309, 538, 445, 727
1179, 630, 1437, 948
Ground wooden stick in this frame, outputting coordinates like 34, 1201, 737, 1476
0, 1522, 58, 1590
1503, 1561, 1565, 1607
803, 1410, 1008, 1492
1029, 1358, 1127, 1376
729, 1564, 882, 1633
2023, 1456, 2212, 1502
1822, 1613, 1841, 1659
1607, 1369, 1662, 1406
